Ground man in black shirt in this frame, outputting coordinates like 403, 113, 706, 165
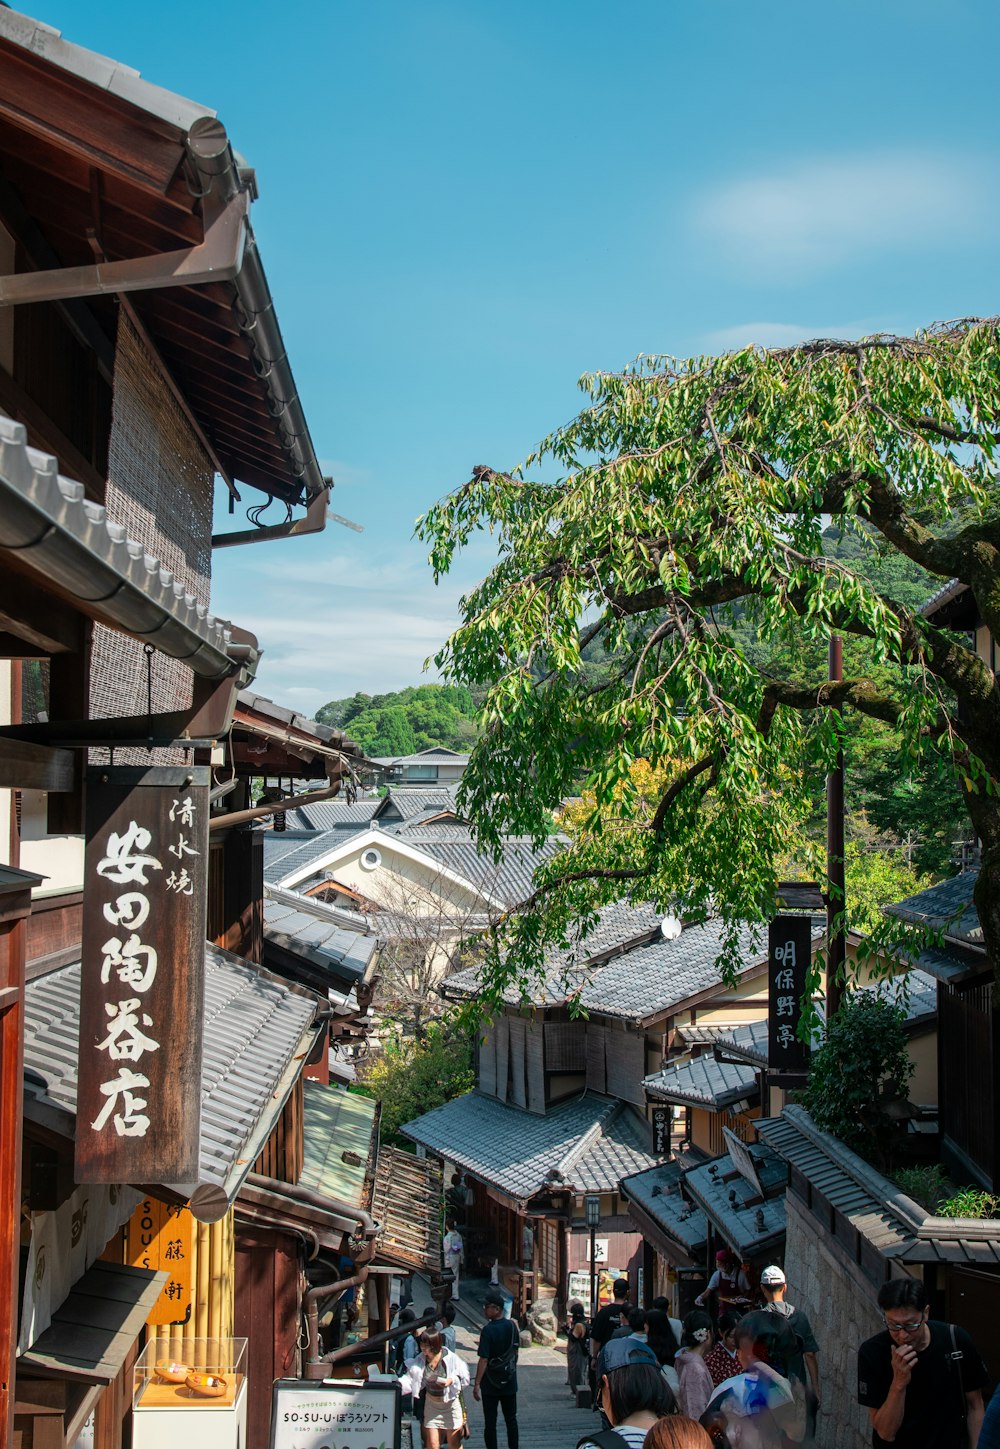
857, 1279, 987, 1448
590, 1278, 632, 1356
474, 1289, 520, 1449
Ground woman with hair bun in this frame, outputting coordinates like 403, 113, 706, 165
673, 1311, 715, 1423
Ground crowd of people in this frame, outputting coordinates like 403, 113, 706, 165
393, 1256, 993, 1449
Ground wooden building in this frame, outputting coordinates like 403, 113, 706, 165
0, 9, 386, 1446
404, 902, 786, 1314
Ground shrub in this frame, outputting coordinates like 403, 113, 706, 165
802, 993, 913, 1167
937, 1189, 999, 1219
893, 1164, 948, 1212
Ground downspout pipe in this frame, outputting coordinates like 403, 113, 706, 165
304, 1266, 371, 1380
243, 1172, 380, 1238
319, 1270, 455, 1374
209, 779, 345, 832
236, 1202, 321, 1261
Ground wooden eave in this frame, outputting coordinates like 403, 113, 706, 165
0, 35, 309, 504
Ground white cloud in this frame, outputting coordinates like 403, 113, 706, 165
691, 150, 998, 279
703, 319, 874, 350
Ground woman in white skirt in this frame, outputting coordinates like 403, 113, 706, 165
400, 1330, 470, 1449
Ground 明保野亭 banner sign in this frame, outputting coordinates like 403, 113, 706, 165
76, 766, 209, 1185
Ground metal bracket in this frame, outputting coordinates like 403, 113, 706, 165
0, 190, 249, 307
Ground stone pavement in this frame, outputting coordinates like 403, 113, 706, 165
409, 1275, 600, 1449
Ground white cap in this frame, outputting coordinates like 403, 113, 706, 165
760, 1265, 786, 1286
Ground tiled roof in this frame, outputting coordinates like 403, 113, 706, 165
644, 1054, 759, 1109
919, 578, 969, 619
300, 1082, 377, 1206
401, 1092, 658, 1203
261, 830, 359, 884
447, 911, 770, 1022
885, 872, 982, 951
682, 1144, 788, 1259
264, 884, 378, 981
289, 799, 379, 832
373, 789, 460, 821
757, 1105, 1000, 1265
411, 836, 564, 907
262, 819, 559, 910
620, 1160, 708, 1258
23, 948, 320, 1219
710, 971, 938, 1071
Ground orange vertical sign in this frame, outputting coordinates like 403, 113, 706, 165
125, 1197, 194, 1326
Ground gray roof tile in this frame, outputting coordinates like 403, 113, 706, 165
401, 1092, 659, 1202
23, 948, 319, 1215
620, 1160, 708, 1256
645, 1054, 759, 1108
682, 1145, 788, 1258
448, 910, 771, 1022
264, 885, 378, 980
885, 872, 982, 950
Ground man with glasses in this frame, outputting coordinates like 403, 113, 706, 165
857, 1279, 987, 1448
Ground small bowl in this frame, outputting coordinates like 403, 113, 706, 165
155, 1360, 191, 1384
185, 1372, 227, 1399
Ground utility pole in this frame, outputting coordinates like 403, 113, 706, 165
827, 636, 846, 1018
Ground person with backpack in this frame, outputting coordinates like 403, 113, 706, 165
857, 1279, 987, 1449
757, 1266, 820, 1411
473, 1288, 520, 1449
577, 1338, 677, 1449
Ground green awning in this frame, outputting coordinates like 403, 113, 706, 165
300, 1083, 377, 1206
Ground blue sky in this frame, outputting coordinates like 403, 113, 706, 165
40, 0, 1000, 711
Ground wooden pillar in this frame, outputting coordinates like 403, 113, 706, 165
0, 876, 33, 1445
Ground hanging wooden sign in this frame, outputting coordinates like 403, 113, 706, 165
125, 1196, 195, 1325
651, 1106, 672, 1156
767, 911, 812, 1084
76, 766, 208, 1185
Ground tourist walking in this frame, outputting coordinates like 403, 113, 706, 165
703, 1311, 813, 1447
643, 1308, 680, 1398
566, 1300, 590, 1392
577, 1339, 676, 1449
401, 1329, 470, 1449
444, 1219, 465, 1298
703, 1310, 741, 1389
673, 1311, 715, 1423
757, 1266, 820, 1409
857, 1279, 987, 1448
474, 1288, 520, 1449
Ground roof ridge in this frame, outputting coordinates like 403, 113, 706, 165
554, 1097, 620, 1179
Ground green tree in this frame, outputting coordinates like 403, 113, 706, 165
346, 706, 417, 759
316, 684, 480, 755
416, 319, 1000, 996
802, 994, 914, 1167
354, 1019, 474, 1144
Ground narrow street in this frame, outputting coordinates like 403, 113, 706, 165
412, 1278, 600, 1449
453, 1314, 598, 1449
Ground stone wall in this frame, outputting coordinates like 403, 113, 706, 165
782, 1191, 883, 1449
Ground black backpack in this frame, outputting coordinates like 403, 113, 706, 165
485, 1320, 519, 1393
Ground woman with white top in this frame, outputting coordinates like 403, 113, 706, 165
399, 1330, 470, 1449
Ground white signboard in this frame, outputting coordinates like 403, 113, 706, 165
271, 1379, 401, 1449
585, 1238, 609, 1263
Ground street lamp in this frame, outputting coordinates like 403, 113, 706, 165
585, 1195, 601, 1319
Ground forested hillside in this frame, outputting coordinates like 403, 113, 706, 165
315, 684, 479, 758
